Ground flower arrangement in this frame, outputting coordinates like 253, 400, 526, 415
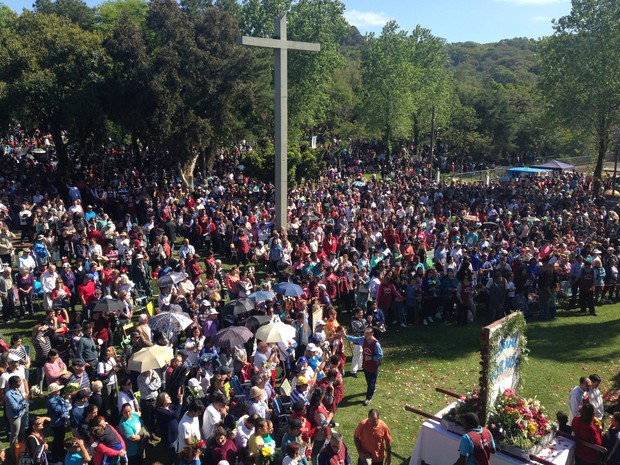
488, 388, 555, 451
442, 390, 483, 425
260, 445, 275, 460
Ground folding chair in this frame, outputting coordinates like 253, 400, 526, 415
122, 322, 135, 339
279, 378, 292, 397
272, 396, 290, 426
230, 375, 250, 402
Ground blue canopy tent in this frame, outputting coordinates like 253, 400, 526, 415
506, 167, 551, 174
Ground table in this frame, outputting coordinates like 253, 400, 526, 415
409, 404, 574, 465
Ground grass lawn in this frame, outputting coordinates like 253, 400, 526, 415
4, 295, 620, 465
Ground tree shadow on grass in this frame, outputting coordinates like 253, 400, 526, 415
526, 316, 620, 362
376, 309, 620, 365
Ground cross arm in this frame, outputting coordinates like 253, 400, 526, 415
237, 36, 320, 52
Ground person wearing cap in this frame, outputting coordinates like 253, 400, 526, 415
345, 327, 383, 406
68, 358, 91, 396
248, 386, 272, 419
0, 352, 29, 401
354, 409, 392, 465
453, 412, 495, 465
290, 375, 311, 407
203, 306, 219, 339
47, 382, 70, 463
17, 248, 36, 273
304, 343, 323, 372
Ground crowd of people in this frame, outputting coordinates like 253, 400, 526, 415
1, 126, 620, 465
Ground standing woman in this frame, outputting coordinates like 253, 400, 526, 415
8, 334, 30, 383
118, 402, 145, 465
155, 390, 184, 465
97, 347, 119, 416
25, 415, 51, 465
307, 387, 332, 465
16, 266, 34, 318
32, 325, 52, 389
185, 326, 205, 366
572, 403, 603, 465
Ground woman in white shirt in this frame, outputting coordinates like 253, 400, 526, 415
184, 326, 205, 366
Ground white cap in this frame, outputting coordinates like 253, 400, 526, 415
7, 353, 21, 362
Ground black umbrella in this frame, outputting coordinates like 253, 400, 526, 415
213, 326, 253, 349
482, 221, 500, 229
92, 297, 125, 314
225, 298, 255, 316
245, 315, 271, 332
157, 274, 174, 287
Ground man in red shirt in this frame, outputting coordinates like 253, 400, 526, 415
78, 274, 97, 313
318, 432, 351, 465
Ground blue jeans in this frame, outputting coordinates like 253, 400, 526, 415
364, 369, 379, 401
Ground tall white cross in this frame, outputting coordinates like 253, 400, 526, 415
238, 14, 320, 231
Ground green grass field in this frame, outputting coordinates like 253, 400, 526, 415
5, 293, 620, 465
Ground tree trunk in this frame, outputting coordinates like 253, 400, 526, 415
50, 122, 68, 173
594, 116, 609, 179
179, 153, 198, 191
131, 134, 142, 170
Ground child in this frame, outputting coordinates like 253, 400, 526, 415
91, 423, 128, 465
557, 411, 572, 435
179, 444, 201, 465
64, 437, 92, 465
282, 441, 301, 465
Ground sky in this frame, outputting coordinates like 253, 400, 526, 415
342, 0, 573, 43
2, 0, 573, 44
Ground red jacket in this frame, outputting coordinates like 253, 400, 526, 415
572, 416, 602, 464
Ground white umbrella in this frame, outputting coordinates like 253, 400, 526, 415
255, 321, 296, 343
128, 345, 174, 372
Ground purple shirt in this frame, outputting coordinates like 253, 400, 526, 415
203, 319, 218, 338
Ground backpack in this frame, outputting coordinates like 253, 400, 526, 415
34, 242, 48, 259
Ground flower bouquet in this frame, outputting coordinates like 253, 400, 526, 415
260, 444, 275, 463
488, 389, 555, 459
441, 391, 483, 435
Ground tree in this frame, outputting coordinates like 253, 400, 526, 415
103, 10, 153, 163
142, 0, 256, 187
96, 0, 148, 33
33, 0, 96, 30
0, 11, 110, 167
359, 21, 449, 151
539, 0, 620, 178
0, 3, 17, 30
